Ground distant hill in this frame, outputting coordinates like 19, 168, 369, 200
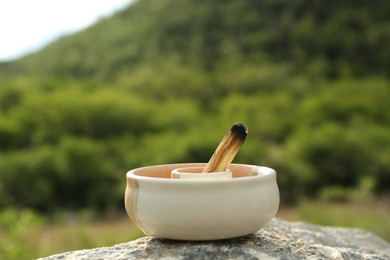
1, 0, 389, 80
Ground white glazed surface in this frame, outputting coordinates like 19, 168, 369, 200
125, 163, 279, 241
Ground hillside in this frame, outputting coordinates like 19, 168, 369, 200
0, 0, 389, 213
1, 0, 389, 80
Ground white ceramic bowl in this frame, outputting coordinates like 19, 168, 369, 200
125, 163, 279, 241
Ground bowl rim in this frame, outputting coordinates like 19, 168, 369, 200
126, 163, 276, 184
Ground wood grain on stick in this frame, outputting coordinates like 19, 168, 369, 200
203, 123, 248, 173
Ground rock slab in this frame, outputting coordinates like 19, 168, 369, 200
39, 218, 390, 260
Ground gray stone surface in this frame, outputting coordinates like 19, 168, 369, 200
38, 218, 390, 260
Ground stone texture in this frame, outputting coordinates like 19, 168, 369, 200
39, 218, 390, 260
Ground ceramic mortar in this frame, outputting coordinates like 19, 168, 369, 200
125, 163, 279, 241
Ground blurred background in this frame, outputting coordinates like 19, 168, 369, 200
0, 0, 389, 258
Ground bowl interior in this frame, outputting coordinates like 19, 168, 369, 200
130, 163, 259, 179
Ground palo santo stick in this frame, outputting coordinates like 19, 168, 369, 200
203, 123, 248, 173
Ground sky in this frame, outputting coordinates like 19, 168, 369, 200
0, 0, 134, 62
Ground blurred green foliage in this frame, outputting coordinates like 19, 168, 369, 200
0, 208, 45, 259
298, 200, 390, 241
0, 0, 389, 213
1, 0, 389, 79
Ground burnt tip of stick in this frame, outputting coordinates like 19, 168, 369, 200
230, 122, 248, 140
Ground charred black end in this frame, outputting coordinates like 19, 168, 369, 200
231, 122, 248, 141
